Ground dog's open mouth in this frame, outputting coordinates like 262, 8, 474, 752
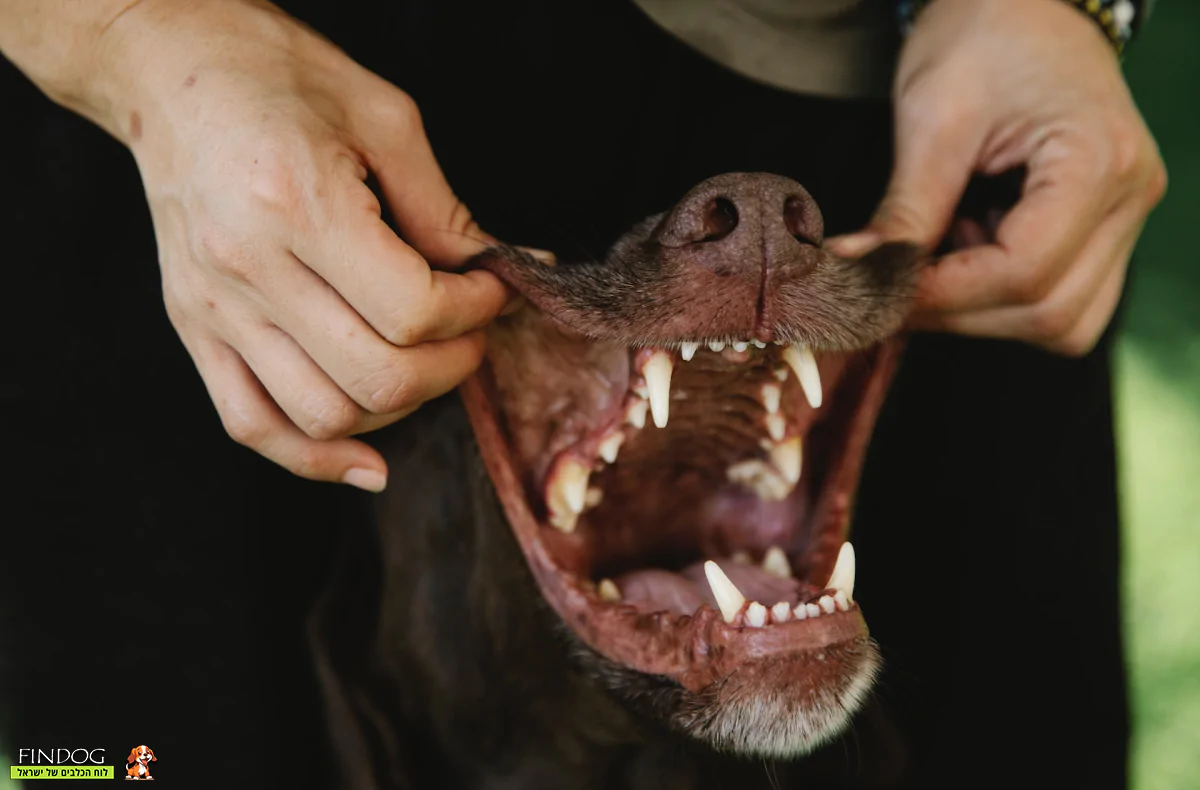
459, 173, 923, 755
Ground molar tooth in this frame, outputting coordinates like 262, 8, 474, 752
783, 344, 823, 409
546, 456, 591, 532
643, 351, 674, 429
771, 602, 792, 623
769, 436, 803, 485
834, 590, 850, 611
704, 561, 747, 624
805, 602, 822, 618
726, 459, 790, 501
597, 431, 624, 464
761, 546, 792, 579
732, 340, 749, 352
793, 603, 809, 620
585, 487, 603, 508
745, 602, 768, 627
826, 541, 856, 601
765, 413, 786, 442
598, 578, 622, 602
708, 340, 726, 352
760, 382, 782, 415
731, 550, 752, 565
680, 342, 698, 361
773, 366, 790, 383
818, 595, 837, 614
625, 398, 649, 429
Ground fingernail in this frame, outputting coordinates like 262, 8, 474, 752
343, 467, 387, 493
517, 246, 557, 266
500, 295, 526, 316
826, 232, 881, 258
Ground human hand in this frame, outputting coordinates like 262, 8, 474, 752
95, 0, 513, 491
829, 0, 1166, 356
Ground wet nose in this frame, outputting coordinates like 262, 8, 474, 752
654, 172, 824, 253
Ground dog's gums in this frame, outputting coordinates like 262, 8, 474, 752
458, 173, 925, 758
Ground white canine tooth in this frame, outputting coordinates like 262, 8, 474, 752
598, 578, 621, 602
805, 602, 822, 618
819, 595, 837, 614
625, 397, 649, 429
766, 413, 786, 442
709, 340, 726, 352
826, 541, 856, 602
585, 487, 603, 508
771, 602, 792, 623
643, 351, 673, 429
760, 382, 782, 415
793, 604, 808, 620
680, 341, 698, 361
834, 590, 850, 611
745, 602, 768, 627
783, 344, 823, 409
769, 436, 803, 485
752, 339, 767, 349
546, 456, 591, 533
704, 561, 746, 624
761, 546, 792, 579
773, 366, 790, 383
732, 340, 748, 352
597, 431, 624, 464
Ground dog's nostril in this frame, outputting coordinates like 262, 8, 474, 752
698, 197, 739, 243
783, 195, 821, 245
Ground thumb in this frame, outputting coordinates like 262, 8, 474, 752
828, 98, 984, 258
358, 93, 495, 269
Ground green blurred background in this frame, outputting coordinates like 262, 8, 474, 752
2, 2, 1197, 788
1116, 1, 1200, 787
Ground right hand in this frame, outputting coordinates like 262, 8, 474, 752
98, 1, 513, 491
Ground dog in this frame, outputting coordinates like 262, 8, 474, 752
124, 745, 155, 780
309, 173, 925, 789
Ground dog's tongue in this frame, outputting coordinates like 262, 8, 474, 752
615, 559, 802, 618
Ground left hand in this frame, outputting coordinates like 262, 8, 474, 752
828, 0, 1167, 356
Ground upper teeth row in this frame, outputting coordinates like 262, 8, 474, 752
640, 342, 822, 431
706, 541, 856, 626
680, 339, 775, 359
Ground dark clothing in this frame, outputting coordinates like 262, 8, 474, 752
0, 1, 1129, 788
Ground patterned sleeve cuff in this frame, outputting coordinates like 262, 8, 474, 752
896, 0, 1143, 55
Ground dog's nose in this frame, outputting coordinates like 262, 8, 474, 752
653, 172, 824, 254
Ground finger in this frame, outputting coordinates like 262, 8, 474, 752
242, 250, 490, 414
1054, 249, 1130, 357
912, 137, 1126, 315
828, 88, 985, 256
292, 178, 513, 346
227, 318, 408, 440
181, 328, 389, 491
353, 88, 492, 268
910, 206, 1140, 355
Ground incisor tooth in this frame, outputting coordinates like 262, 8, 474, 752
598, 431, 624, 464
771, 602, 792, 622
546, 456, 590, 532
680, 342, 698, 361
761, 382, 782, 415
643, 351, 673, 429
761, 546, 792, 579
819, 595, 836, 614
709, 340, 726, 352
626, 398, 649, 429
752, 339, 767, 349
745, 602, 767, 627
598, 578, 621, 602
793, 603, 809, 620
704, 561, 746, 624
732, 340, 748, 352
805, 602, 821, 618
826, 541, 856, 601
783, 344, 823, 409
770, 436, 803, 485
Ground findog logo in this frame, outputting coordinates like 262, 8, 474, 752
124, 745, 157, 781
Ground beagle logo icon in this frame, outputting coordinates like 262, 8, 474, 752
125, 745, 156, 781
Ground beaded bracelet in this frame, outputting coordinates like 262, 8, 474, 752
896, 0, 1142, 55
